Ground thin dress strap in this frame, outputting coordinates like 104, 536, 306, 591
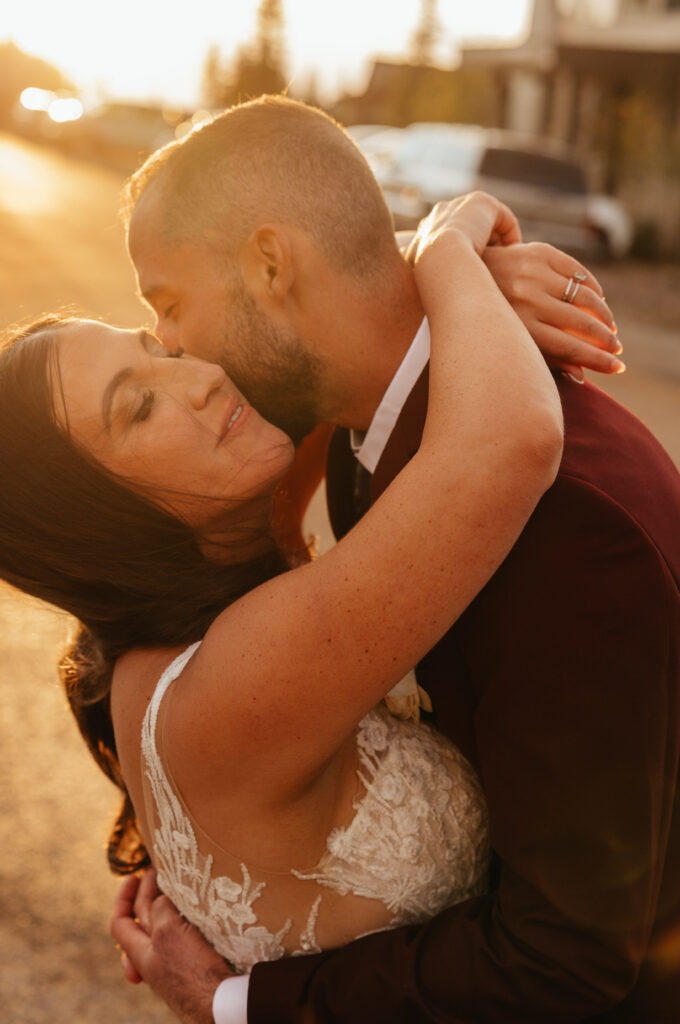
139, 641, 202, 885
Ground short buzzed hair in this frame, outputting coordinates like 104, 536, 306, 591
122, 96, 398, 280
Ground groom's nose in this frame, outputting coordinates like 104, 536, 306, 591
155, 318, 178, 352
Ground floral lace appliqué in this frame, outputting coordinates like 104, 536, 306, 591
141, 645, 489, 974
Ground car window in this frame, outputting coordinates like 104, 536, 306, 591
400, 131, 480, 173
479, 148, 587, 194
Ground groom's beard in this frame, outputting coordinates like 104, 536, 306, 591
218, 279, 327, 446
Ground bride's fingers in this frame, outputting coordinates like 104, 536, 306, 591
543, 290, 621, 354
561, 364, 585, 383
532, 260, 618, 349
573, 289, 618, 335
531, 322, 625, 375
488, 201, 522, 247
547, 249, 604, 298
539, 261, 613, 329
552, 277, 616, 332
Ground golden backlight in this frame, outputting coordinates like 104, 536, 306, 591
3, 0, 530, 106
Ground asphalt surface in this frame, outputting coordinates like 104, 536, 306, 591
0, 132, 678, 1023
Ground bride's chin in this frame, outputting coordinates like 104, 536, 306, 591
198, 527, 279, 565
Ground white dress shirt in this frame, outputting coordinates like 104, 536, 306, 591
351, 317, 430, 472
212, 319, 430, 1024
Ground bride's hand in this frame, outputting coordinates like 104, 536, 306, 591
483, 242, 624, 380
406, 192, 522, 265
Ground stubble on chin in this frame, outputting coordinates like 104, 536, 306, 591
218, 288, 328, 446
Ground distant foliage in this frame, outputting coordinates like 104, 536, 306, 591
201, 0, 288, 109
0, 40, 72, 124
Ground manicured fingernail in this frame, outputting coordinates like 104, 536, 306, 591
614, 341, 623, 355
612, 358, 626, 373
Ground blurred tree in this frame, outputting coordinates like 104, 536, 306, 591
201, 44, 228, 110
0, 40, 72, 126
202, 0, 288, 109
409, 0, 442, 66
255, 0, 286, 80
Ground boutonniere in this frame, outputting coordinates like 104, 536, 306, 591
384, 669, 432, 723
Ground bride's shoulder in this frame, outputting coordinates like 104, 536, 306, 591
111, 644, 195, 805
114, 643, 188, 693
111, 644, 190, 738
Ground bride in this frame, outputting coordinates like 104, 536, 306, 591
0, 194, 562, 973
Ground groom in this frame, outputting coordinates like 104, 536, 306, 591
113, 98, 680, 1023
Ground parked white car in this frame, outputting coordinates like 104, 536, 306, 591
354, 122, 632, 260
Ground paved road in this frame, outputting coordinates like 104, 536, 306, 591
0, 133, 678, 1022
0, 135, 173, 1024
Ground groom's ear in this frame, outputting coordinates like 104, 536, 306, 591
239, 225, 294, 308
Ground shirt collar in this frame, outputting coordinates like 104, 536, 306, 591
351, 318, 430, 473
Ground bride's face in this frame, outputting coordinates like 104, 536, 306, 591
51, 321, 295, 528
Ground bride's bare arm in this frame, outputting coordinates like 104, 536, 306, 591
171, 193, 563, 795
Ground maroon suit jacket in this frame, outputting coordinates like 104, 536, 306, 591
249, 375, 680, 1023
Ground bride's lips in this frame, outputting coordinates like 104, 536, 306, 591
217, 400, 251, 443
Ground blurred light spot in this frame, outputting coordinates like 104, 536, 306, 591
175, 109, 214, 140
48, 98, 83, 123
650, 925, 680, 976
161, 107, 184, 125
191, 109, 213, 127
20, 87, 54, 112
175, 121, 192, 139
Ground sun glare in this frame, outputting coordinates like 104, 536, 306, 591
5, 0, 531, 105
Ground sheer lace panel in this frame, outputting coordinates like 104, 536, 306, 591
141, 645, 489, 974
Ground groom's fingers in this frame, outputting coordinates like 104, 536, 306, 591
111, 877, 149, 984
122, 951, 144, 985
112, 873, 140, 921
111, 913, 148, 985
133, 867, 160, 933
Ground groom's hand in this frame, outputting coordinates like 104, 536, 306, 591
111, 869, 232, 1024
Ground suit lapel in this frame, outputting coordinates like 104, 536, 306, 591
371, 365, 429, 502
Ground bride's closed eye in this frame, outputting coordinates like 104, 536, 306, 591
133, 388, 155, 423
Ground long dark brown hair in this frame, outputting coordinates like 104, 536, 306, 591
0, 317, 288, 872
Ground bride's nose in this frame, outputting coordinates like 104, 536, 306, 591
185, 361, 226, 409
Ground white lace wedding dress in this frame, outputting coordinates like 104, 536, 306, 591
141, 643, 489, 975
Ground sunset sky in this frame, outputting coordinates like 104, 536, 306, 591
3, 0, 537, 106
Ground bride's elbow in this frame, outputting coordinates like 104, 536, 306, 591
513, 397, 564, 494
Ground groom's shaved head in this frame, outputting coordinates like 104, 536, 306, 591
122, 95, 397, 282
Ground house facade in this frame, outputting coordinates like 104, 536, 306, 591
461, 0, 680, 253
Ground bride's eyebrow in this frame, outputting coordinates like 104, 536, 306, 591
102, 332, 149, 430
